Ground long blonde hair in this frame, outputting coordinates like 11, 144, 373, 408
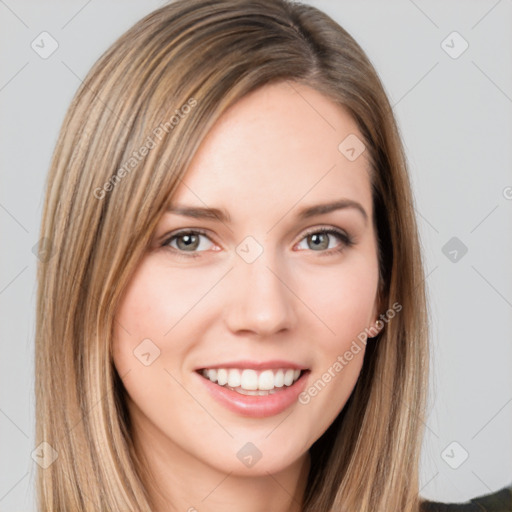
35, 0, 430, 510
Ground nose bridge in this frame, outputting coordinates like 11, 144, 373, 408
223, 235, 296, 335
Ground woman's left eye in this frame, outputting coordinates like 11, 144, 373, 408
162, 227, 354, 259
295, 228, 354, 255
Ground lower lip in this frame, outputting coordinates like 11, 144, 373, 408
195, 370, 310, 418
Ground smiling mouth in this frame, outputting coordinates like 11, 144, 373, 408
197, 368, 308, 396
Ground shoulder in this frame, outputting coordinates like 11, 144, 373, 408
420, 484, 512, 512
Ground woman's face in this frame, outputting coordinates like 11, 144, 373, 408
113, 81, 380, 478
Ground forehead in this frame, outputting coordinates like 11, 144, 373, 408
170, 81, 372, 221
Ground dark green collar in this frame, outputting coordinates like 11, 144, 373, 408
420, 484, 512, 511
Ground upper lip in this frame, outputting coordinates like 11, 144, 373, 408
196, 360, 308, 371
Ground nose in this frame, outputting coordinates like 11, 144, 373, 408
222, 247, 298, 337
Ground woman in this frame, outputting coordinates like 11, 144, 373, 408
34, 0, 511, 510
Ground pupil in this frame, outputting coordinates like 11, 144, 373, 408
178, 234, 198, 250
310, 233, 328, 250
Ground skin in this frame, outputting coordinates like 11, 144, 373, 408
113, 81, 381, 512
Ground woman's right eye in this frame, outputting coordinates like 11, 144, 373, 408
162, 229, 215, 259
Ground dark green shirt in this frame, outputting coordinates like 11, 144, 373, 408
420, 484, 512, 511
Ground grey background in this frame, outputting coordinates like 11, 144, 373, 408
1, 0, 511, 509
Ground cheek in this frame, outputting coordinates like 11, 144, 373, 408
294, 260, 377, 435
298, 252, 379, 344
113, 256, 218, 359
293, 249, 378, 413
115, 259, 199, 337
112, 259, 178, 381
111, 258, 207, 429
111, 256, 226, 412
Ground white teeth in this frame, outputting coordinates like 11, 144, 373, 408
240, 369, 258, 390
217, 369, 228, 386
200, 367, 303, 391
274, 369, 284, 388
258, 369, 274, 390
283, 369, 295, 386
227, 369, 241, 388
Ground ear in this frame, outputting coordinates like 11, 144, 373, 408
368, 289, 384, 337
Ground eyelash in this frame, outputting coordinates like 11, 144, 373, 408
161, 226, 354, 260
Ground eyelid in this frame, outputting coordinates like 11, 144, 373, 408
298, 225, 349, 241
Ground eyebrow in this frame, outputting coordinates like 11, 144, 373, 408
166, 199, 368, 225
